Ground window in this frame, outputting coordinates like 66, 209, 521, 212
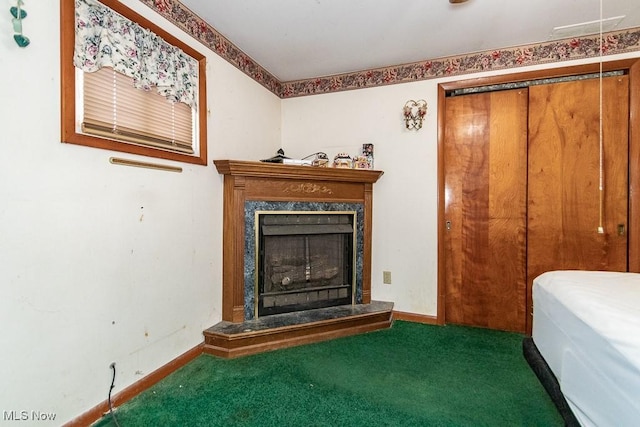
60, 0, 207, 165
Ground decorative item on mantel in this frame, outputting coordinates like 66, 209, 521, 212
333, 153, 352, 169
403, 99, 427, 130
353, 156, 370, 169
363, 143, 374, 169
304, 151, 329, 167
260, 148, 375, 169
261, 148, 289, 163
10, 0, 29, 47
352, 143, 374, 169
261, 149, 328, 166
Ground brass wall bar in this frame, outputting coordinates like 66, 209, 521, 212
109, 157, 183, 173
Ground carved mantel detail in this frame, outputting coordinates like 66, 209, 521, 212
283, 182, 334, 195
214, 160, 384, 323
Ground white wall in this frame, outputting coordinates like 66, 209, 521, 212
0, 0, 280, 425
281, 51, 640, 317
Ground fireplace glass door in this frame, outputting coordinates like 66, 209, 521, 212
257, 212, 355, 317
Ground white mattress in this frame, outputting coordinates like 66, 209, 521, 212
532, 270, 640, 427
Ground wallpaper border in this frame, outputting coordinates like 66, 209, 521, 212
138, 1, 640, 98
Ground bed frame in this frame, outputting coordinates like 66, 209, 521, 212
523, 337, 580, 426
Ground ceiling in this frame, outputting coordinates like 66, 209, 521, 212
179, 0, 640, 82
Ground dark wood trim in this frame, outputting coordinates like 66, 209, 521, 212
436, 81, 447, 326
60, 0, 75, 151
362, 182, 374, 303
629, 60, 640, 272
437, 58, 640, 331
64, 343, 204, 427
393, 310, 438, 325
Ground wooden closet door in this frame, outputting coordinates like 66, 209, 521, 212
444, 89, 528, 333
527, 75, 629, 330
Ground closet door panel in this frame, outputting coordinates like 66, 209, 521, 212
527, 76, 629, 328
444, 89, 528, 332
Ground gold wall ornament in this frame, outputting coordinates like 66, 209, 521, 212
283, 183, 334, 195
403, 99, 427, 130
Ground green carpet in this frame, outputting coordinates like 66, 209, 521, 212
94, 321, 562, 426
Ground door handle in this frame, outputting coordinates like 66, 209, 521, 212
617, 223, 626, 236
446, 220, 452, 231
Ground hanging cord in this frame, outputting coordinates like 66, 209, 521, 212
109, 362, 122, 427
597, 0, 605, 234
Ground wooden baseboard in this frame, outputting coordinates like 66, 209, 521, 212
64, 343, 204, 427
393, 310, 439, 325
64, 309, 433, 424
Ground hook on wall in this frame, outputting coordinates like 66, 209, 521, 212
10, 0, 29, 47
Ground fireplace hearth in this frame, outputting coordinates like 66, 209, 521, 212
257, 212, 355, 316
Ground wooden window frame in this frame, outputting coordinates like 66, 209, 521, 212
60, 0, 208, 166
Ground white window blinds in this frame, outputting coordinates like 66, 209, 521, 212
81, 67, 194, 154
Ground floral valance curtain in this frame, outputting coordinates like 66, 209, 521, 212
73, 0, 198, 109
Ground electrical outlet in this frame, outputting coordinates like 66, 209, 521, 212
383, 271, 392, 284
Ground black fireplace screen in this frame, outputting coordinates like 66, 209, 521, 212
257, 212, 355, 317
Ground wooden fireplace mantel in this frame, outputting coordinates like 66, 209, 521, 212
214, 159, 384, 183
214, 160, 384, 323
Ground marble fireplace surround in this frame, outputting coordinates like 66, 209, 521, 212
205, 160, 391, 358
245, 201, 364, 320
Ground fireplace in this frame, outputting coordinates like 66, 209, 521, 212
244, 201, 364, 320
257, 211, 356, 317
205, 160, 390, 359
